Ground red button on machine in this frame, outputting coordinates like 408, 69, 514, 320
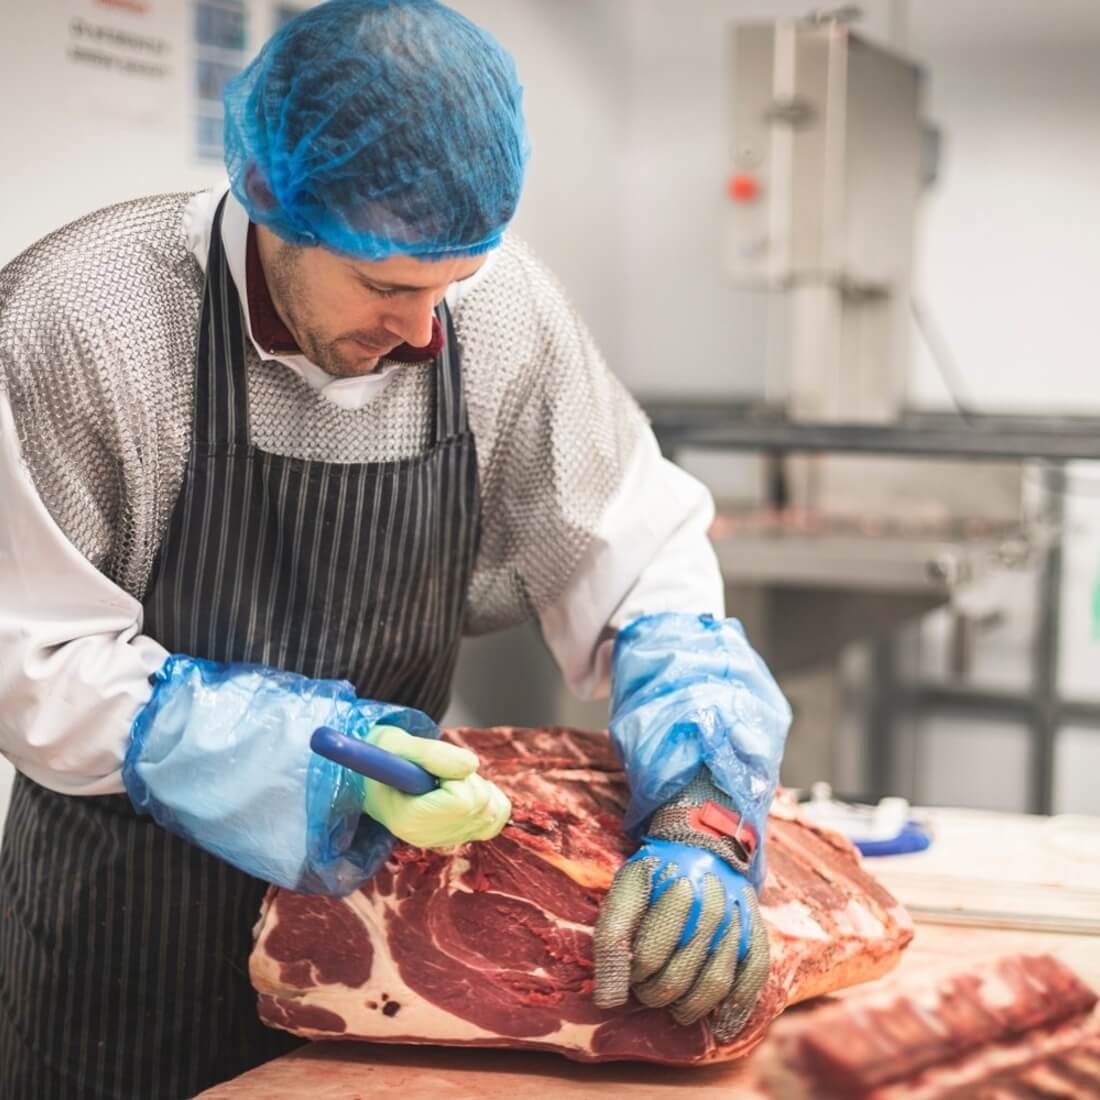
727, 173, 760, 202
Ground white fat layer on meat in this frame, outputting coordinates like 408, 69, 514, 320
252, 892, 273, 940
834, 900, 887, 940
769, 796, 799, 821
978, 971, 1024, 1010
908, 988, 950, 1036
760, 901, 829, 941
556, 731, 594, 768
538, 769, 618, 785
889, 903, 915, 931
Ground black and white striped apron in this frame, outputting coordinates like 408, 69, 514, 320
0, 198, 480, 1099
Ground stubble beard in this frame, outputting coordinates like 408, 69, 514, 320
304, 327, 381, 378
265, 247, 383, 379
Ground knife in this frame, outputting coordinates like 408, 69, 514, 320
310, 726, 438, 795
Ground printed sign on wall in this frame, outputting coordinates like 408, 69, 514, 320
66, 0, 176, 125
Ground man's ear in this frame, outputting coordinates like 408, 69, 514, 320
243, 162, 278, 212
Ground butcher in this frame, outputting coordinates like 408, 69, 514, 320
0, 1, 790, 1096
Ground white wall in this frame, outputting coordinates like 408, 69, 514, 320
614, 0, 901, 400
908, 28, 1100, 413
606, 0, 1100, 412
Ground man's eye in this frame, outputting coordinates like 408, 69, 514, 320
366, 284, 400, 299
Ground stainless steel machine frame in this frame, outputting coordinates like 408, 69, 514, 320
727, 19, 923, 423
648, 401, 1100, 814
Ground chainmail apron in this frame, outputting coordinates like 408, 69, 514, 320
0, 198, 481, 1099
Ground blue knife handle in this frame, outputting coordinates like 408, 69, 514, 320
310, 727, 438, 796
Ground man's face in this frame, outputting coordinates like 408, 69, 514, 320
256, 225, 486, 377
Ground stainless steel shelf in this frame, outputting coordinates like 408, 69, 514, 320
713, 528, 1012, 594
645, 403, 1100, 462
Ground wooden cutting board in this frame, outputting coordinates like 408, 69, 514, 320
197, 921, 1100, 1098
869, 807, 1100, 933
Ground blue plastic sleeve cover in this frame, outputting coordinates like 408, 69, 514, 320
123, 655, 439, 895
609, 613, 792, 887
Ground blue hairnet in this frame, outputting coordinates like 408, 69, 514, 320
223, 0, 529, 260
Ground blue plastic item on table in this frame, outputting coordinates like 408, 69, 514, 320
855, 820, 933, 857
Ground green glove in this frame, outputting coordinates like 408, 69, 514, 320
360, 725, 511, 849
593, 773, 770, 1042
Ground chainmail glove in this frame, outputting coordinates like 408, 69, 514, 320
592, 773, 769, 1042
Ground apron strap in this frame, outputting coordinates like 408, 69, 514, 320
194, 195, 251, 451
433, 301, 469, 444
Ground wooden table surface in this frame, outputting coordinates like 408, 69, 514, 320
200, 808, 1100, 1099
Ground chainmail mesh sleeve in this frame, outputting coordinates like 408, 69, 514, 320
0, 195, 200, 599
454, 237, 649, 634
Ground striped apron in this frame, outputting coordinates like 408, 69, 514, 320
0, 198, 480, 1099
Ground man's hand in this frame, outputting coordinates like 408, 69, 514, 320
592, 774, 770, 1041
360, 725, 511, 849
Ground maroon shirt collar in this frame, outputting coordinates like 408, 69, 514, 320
245, 222, 444, 363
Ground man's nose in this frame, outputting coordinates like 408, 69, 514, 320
384, 292, 437, 348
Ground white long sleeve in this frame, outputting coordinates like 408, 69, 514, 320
0, 393, 166, 794
538, 428, 724, 702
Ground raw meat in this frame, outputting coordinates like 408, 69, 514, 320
758, 952, 1100, 1098
204, 953, 1100, 1097
250, 726, 913, 1065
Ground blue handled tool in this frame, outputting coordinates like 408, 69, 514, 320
855, 821, 932, 858
310, 727, 438, 795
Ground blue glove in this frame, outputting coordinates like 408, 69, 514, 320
123, 655, 438, 895
608, 612, 791, 888
592, 778, 771, 1040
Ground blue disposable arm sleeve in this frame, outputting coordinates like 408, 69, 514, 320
609, 613, 791, 885
122, 655, 438, 895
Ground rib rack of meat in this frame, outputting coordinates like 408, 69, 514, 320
250, 726, 913, 1065
757, 952, 1100, 1098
